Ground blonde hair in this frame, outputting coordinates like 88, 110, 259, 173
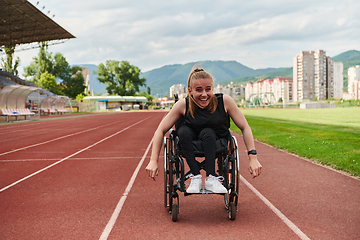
187, 66, 218, 118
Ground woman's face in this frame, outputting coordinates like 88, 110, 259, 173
189, 78, 213, 108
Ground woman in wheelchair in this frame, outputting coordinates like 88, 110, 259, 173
146, 66, 262, 194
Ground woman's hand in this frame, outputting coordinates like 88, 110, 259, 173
248, 155, 262, 178
146, 161, 159, 181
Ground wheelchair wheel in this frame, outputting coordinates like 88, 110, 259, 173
164, 137, 170, 208
165, 130, 180, 219
171, 203, 178, 222
164, 135, 176, 209
229, 202, 236, 220
224, 136, 239, 216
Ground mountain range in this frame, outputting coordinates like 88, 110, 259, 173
140, 61, 285, 96
78, 50, 360, 96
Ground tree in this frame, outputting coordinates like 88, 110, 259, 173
37, 71, 63, 95
24, 42, 55, 82
96, 60, 146, 96
62, 66, 86, 99
23, 42, 86, 98
76, 93, 87, 102
53, 52, 71, 81
24, 42, 53, 82
138, 91, 153, 101
1, 45, 21, 76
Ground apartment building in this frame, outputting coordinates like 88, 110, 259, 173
293, 50, 327, 101
293, 50, 343, 101
214, 82, 244, 101
245, 78, 293, 104
169, 84, 186, 99
333, 62, 344, 99
169, 82, 245, 100
273, 78, 293, 102
348, 65, 360, 100
326, 59, 344, 99
81, 67, 91, 95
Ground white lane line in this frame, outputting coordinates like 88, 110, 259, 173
99, 137, 153, 240
0, 120, 123, 156
0, 157, 144, 162
240, 175, 311, 240
0, 118, 149, 193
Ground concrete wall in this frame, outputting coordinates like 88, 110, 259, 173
300, 102, 336, 109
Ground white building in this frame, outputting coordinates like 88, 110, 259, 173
81, 67, 91, 95
333, 62, 344, 99
169, 84, 186, 99
293, 50, 332, 102
273, 78, 293, 103
246, 78, 293, 104
348, 65, 360, 100
214, 82, 244, 101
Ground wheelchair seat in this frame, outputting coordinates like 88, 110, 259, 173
174, 134, 228, 157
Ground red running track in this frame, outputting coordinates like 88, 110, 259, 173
0, 111, 359, 239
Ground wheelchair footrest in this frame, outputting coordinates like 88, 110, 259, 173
200, 189, 215, 194
184, 188, 225, 196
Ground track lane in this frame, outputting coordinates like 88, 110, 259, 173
0, 113, 140, 154
0, 112, 158, 188
0, 111, 165, 239
106, 130, 299, 240
1, 111, 359, 240
107, 130, 359, 240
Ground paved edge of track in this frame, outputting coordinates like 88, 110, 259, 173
257, 140, 358, 180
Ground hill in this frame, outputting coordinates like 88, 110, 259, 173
221, 50, 360, 89
218, 67, 293, 86
332, 50, 360, 62
140, 60, 284, 96
332, 50, 360, 87
76, 50, 360, 97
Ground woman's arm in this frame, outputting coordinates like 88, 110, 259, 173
145, 99, 186, 180
223, 94, 262, 178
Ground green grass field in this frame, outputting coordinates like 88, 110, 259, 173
230, 107, 360, 177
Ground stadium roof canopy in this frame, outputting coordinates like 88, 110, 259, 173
83, 96, 148, 103
0, 0, 75, 46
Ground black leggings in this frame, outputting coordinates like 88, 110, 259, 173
177, 125, 217, 176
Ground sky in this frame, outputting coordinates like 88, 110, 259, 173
10, 0, 360, 77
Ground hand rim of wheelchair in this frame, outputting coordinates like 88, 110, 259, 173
164, 129, 240, 221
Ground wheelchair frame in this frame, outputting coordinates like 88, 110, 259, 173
164, 128, 240, 222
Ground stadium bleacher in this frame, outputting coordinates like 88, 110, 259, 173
0, 71, 72, 122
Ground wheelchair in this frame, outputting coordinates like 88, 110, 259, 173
163, 123, 240, 222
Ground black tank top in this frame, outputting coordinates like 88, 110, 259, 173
183, 93, 230, 139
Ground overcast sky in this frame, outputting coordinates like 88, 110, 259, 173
13, 0, 360, 76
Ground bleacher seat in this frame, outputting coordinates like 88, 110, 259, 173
0, 108, 35, 121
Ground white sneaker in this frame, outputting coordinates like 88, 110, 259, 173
187, 174, 202, 193
205, 175, 227, 193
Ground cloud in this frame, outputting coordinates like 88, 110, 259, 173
11, 0, 360, 75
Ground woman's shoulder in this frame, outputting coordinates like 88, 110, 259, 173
222, 94, 237, 112
172, 98, 186, 115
